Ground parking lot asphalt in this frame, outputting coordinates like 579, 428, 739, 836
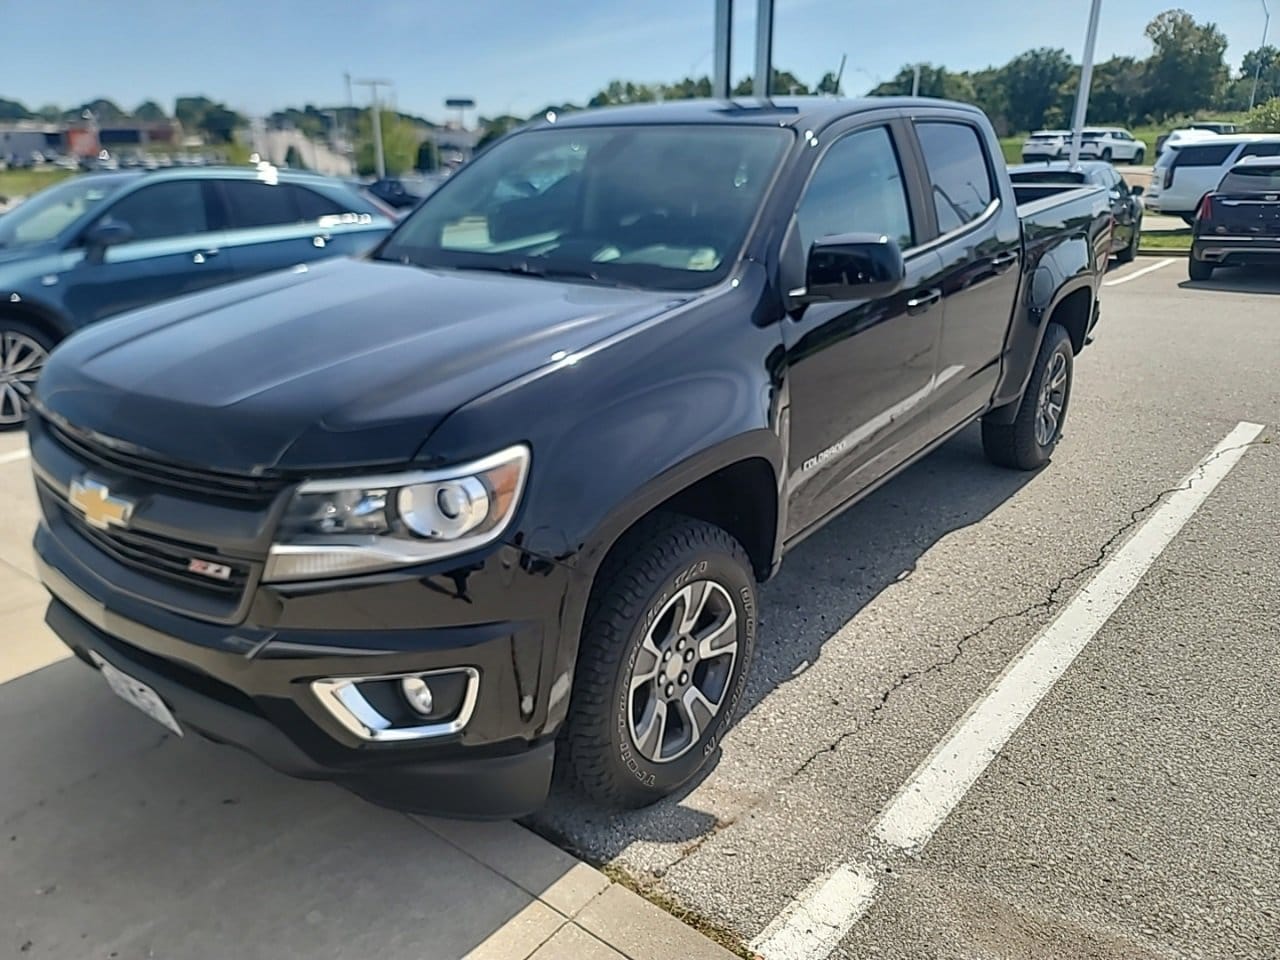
533, 258, 1280, 957
1, 257, 1276, 960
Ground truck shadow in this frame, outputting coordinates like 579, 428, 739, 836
1180, 265, 1280, 295
531, 423, 1036, 859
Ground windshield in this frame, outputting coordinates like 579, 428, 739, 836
0, 176, 126, 250
377, 124, 792, 291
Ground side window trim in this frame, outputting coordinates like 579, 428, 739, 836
908, 117, 1002, 250
787, 118, 923, 258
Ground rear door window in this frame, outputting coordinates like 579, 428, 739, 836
915, 121, 995, 234
102, 180, 210, 241
1240, 142, 1280, 159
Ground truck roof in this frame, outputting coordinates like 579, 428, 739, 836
539, 96, 985, 130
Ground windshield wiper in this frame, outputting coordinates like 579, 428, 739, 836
450, 261, 635, 288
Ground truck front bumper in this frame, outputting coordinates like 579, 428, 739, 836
35, 520, 569, 820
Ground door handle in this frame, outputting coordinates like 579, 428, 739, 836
990, 251, 1019, 272
192, 248, 221, 264
906, 289, 942, 315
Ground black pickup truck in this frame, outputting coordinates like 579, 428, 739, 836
28, 98, 1110, 818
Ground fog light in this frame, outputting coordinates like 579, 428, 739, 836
402, 676, 435, 715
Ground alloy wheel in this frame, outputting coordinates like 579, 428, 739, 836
1035, 351, 1068, 447
626, 580, 739, 764
0, 331, 47, 427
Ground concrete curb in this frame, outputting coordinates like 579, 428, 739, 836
414, 817, 744, 959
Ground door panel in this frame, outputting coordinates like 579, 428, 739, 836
782, 123, 945, 540
913, 121, 1022, 431
216, 180, 386, 279
60, 180, 234, 322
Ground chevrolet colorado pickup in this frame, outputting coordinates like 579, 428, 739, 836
29, 98, 1110, 818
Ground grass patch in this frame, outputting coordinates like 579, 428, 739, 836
1139, 228, 1191, 252
0, 167, 76, 202
601, 863, 758, 959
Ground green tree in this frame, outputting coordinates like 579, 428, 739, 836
1089, 57, 1146, 124
1239, 45, 1280, 107
0, 98, 32, 120
1000, 48, 1074, 132
732, 69, 811, 96
67, 98, 127, 122
355, 109, 419, 176
198, 104, 243, 143
1243, 95, 1280, 132
872, 64, 974, 103
174, 96, 215, 128
815, 71, 844, 96
475, 115, 522, 153
35, 104, 62, 121
134, 100, 168, 122
1142, 9, 1229, 119
969, 67, 1009, 133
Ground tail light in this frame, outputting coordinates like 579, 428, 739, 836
1197, 194, 1213, 222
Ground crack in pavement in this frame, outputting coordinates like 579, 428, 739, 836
658, 436, 1270, 881
784, 437, 1270, 784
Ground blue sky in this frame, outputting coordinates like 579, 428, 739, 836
2, 0, 1271, 121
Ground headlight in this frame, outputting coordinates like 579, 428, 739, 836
264, 445, 530, 582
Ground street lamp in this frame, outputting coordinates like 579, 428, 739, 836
1249, 0, 1272, 111
355, 78, 391, 179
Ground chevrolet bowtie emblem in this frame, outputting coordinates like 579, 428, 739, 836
68, 478, 135, 530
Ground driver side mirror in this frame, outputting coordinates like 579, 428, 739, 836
794, 233, 906, 304
82, 219, 134, 263
1130, 184, 1145, 196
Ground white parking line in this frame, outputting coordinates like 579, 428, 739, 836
0, 448, 31, 465
752, 421, 1266, 960
1104, 257, 1175, 286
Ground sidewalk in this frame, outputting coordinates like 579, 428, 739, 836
0, 440, 739, 960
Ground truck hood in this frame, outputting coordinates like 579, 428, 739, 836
37, 257, 687, 472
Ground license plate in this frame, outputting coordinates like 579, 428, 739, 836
89, 652, 183, 737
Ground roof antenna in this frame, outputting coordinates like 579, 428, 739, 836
833, 53, 847, 96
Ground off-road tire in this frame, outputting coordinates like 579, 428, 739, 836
982, 322, 1074, 471
561, 514, 757, 808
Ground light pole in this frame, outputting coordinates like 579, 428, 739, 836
356, 78, 391, 178
1249, 0, 1272, 110
1068, 0, 1103, 169
912, 64, 921, 97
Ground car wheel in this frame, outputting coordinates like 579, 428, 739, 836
1181, 214, 1197, 227
1115, 221, 1140, 264
562, 514, 757, 808
0, 318, 55, 431
1133, 149, 1145, 165
982, 323, 1073, 471
1101, 148, 1113, 162
1189, 257, 1215, 282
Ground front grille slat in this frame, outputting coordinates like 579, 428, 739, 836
55, 500, 250, 600
45, 418, 287, 502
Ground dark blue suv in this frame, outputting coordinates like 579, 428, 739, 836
0, 166, 395, 428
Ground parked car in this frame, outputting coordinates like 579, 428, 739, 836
1009, 160, 1143, 262
1145, 134, 1280, 223
0, 167, 394, 427
1076, 128, 1147, 164
1155, 127, 1219, 158
1189, 155, 1280, 281
1021, 129, 1071, 162
28, 97, 1109, 817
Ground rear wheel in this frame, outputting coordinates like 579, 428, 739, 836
982, 323, 1074, 471
562, 515, 757, 807
0, 318, 55, 431
1189, 257, 1215, 282
1101, 148, 1113, 162
1133, 149, 1145, 165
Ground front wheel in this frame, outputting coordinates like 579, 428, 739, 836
562, 515, 757, 808
0, 318, 55, 431
1116, 222, 1140, 263
982, 323, 1074, 471
1132, 149, 1145, 165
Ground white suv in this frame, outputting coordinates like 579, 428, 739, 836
1078, 128, 1147, 164
1146, 134, 1280, 221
